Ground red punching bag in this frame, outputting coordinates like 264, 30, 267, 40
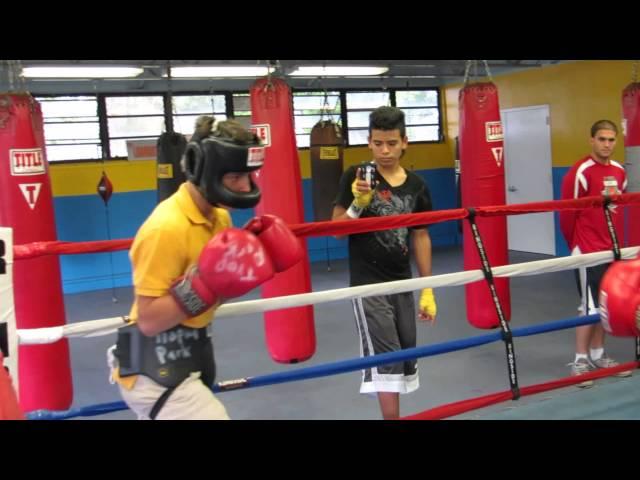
622, 81, 640, 247
0, 93, 73, 411
459, 82, 511, 329
249, 78, 316, 363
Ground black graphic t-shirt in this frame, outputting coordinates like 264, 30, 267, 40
334, 164, 432, 286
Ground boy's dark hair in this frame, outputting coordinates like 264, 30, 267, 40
591, 119, 618, 137
369, 106, 406, 138
194, 115, 215, 141
214, 118, 260, 144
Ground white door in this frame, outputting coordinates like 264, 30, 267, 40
501, 105, 555, 255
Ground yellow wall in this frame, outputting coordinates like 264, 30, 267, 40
50, 160, 156, 196
53, 141, 453, 196
299, 141, 453, 178
444, 60, 637, 167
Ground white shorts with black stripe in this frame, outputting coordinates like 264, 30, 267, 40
572, 246, 611, 316
352, 293, 419, 394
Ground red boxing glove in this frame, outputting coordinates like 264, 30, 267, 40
243, 215, 303, 272
170, 228, 275, 316
599, 257, 640, 337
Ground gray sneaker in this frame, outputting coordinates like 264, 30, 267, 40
568, 358, 596, 388
591, 353, 633, 378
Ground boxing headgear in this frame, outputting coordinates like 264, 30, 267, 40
183, 133, 265, 209
599, 257, 640, 337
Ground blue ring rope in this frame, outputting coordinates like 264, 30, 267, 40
25, 314, 599, 420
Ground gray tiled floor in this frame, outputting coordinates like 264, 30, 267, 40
57, 246, 639, 420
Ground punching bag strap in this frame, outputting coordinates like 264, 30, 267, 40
466, 208, 520, 400
165, 61, 175, 134
1, 60, 27, 94
264, 61, 275, 93
0, 238, 5, 275
463, 60, 494, 86
602, 195, 637, 359
0, 237, 5, 357
0, 323, 7, 359
602, 195, 621, 261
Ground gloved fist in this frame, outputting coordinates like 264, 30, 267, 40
351, 171, 375, 209
599, 258, 640, 337
419, 288, 437, 322
243, 214, 303, 272
170, 228, 275, 317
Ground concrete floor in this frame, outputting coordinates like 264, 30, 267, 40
56, 245, 638, 420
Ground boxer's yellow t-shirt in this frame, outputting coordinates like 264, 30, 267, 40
113, 183, 231, 390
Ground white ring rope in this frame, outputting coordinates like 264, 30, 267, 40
16, 246, 640, 345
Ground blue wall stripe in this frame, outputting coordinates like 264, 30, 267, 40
54, 191, 156, 293
52, 168, 461, 294
553, 166, 570, 257
415, 168, 460, 247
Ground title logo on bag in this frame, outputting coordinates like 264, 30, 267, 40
491, 147, 504, 167
250, 124, 271, 147
10, 148, 45, 175
320, 147, 339, 159
485, 122, 503, 142
18, 183, 42, 210
157, 164, 174, 179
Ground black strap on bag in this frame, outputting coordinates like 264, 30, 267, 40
466, 208, 520, 400
0, 239, 5, 275
602, 195, 640, 362
0, 239, 7, 360
0, 322, 7, 360
149, 386, 177, 420
602, 195, 621, 261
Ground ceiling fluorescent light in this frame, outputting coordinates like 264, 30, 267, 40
289, 66, 389, 76
396, 64, 436, 68
22, 66, 143, 78
169, 66, 270, 78
393, 75, 437, 79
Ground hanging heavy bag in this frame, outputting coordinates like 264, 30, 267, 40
157, 132, 187, 203
310, 120, 344, 222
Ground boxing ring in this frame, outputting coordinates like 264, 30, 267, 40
4, 192, 640, 420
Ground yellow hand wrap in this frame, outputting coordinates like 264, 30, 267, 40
419, 288, 437, 318
351, 178, 374, 209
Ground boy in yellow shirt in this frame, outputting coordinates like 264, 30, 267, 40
108, 118, 303, 419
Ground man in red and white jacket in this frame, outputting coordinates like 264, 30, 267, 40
560, 119, 631, 387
